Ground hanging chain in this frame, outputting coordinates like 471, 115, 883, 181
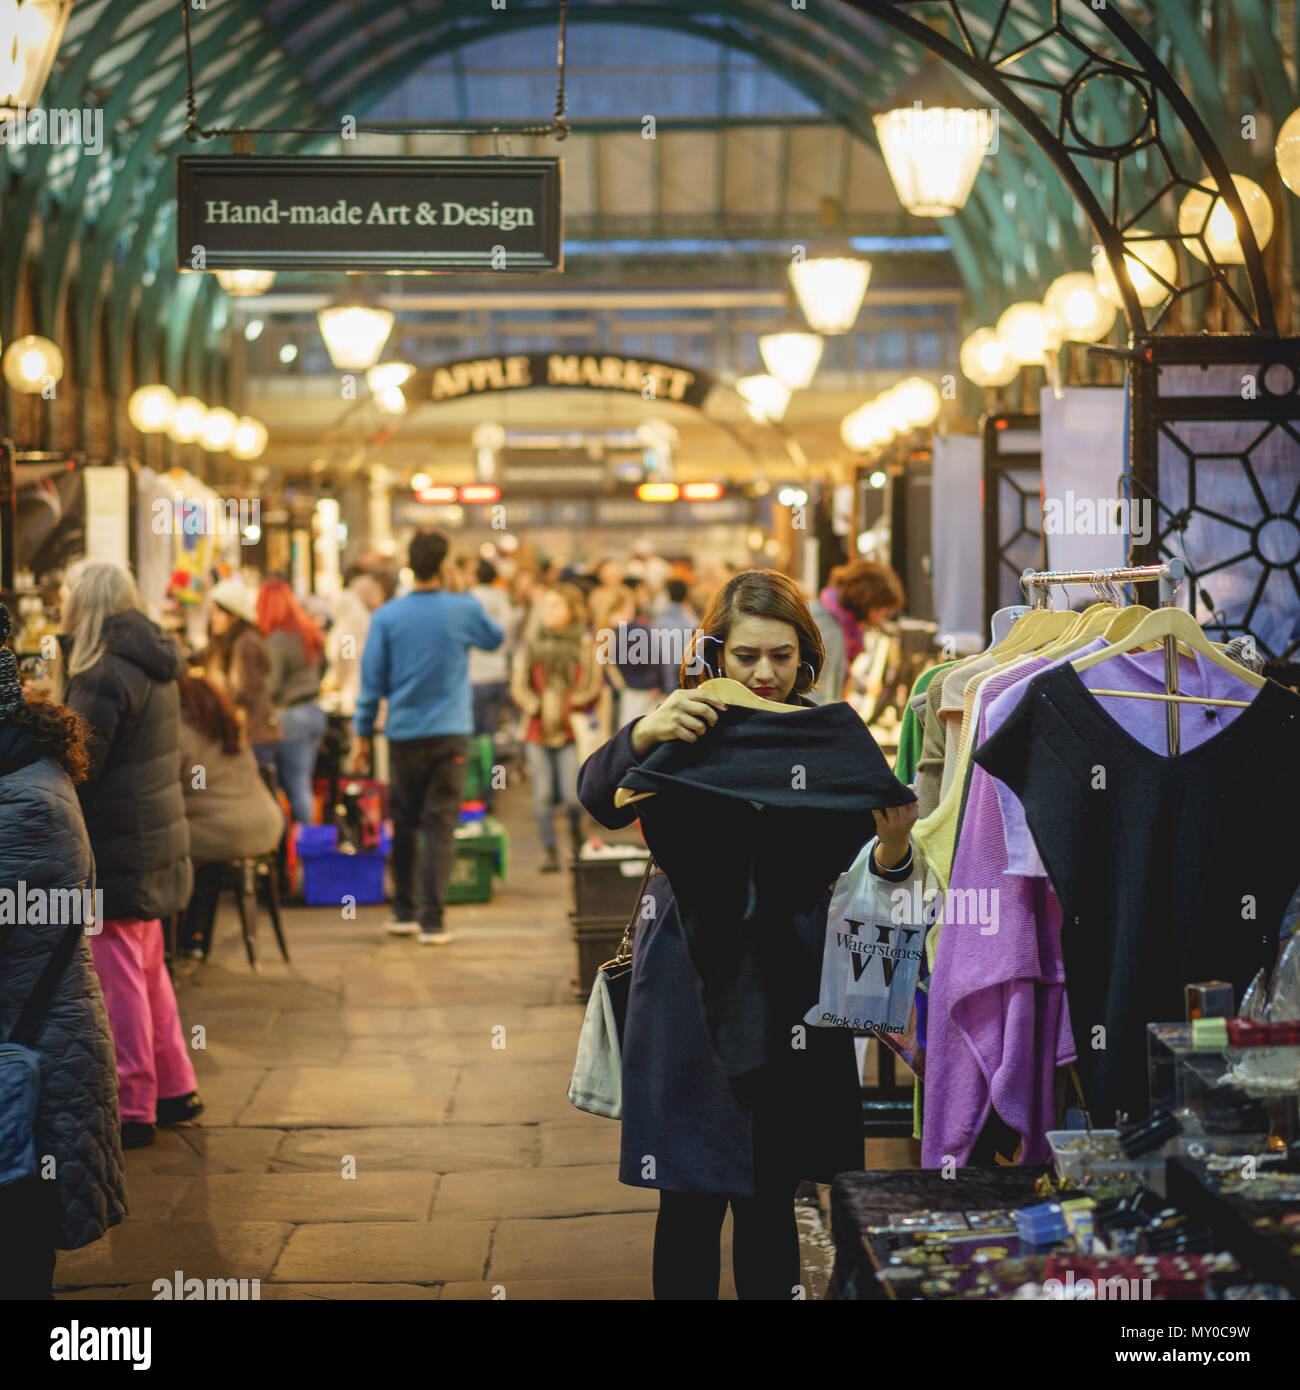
183, 0, 570, 143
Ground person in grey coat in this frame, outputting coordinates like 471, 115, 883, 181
0, 607, 126, 1298
62, 560, 199, 1150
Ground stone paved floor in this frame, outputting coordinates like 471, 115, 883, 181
55, 786, 915, 1300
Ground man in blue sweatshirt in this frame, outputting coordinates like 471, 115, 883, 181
351, 530, 504, 943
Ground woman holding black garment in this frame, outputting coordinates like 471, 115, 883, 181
577, 569, 917, 1301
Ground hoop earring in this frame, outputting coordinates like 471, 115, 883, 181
797, 661, 816, 690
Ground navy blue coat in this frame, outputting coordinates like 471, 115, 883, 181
0, 729, 127, 1248
578, 717, 866, 1199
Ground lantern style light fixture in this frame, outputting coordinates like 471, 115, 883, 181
1277, 106, 1300, 197
891, 375, 943, 427
230, 417, 269, 461
876, 387, 917, 434
873, 105, 994, 217
736, 374, 792, 424
757, 329, 824, 391
366, 361, 415, 393
373, 385, 408, 415
198, 406, 239, 453
996, 301, 1058, 366
871, 60, 993, 218
317, 281, 394, 371
215, 269, 276, 297
1093, 231, 1179, 309
841, 403, 893, 452
128, 384, 177, 434
2, 333, 62, 392
788, 197, 872, 335
0, 0, 72, 120
959, 327, 1019, 387
1042, 271, 1117, 344
167, 396, 207, 444
1178, 174, 1275, 265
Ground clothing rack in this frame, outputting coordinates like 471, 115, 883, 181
1019, 558, 1187, 754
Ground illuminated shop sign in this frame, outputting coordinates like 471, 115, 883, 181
412, 353, 715, 409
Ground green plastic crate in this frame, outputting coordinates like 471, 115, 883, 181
447, 841, 496, 903
446, 824, 507, 904
462, 735, 496, 802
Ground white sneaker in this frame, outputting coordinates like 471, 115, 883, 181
385, 919, 419, 937
418, 929, 457, 945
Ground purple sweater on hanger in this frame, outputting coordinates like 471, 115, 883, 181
923, 644, 1255, 1168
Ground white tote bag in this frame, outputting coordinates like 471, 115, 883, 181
804, 837, 926, 1035
567, 969, 625, 1119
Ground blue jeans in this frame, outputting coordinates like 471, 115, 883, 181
255, 702, 327, 826
523, 741, 581, 852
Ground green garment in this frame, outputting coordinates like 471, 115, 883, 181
893, 661, 957, 786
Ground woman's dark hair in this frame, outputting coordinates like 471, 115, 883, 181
12, 691, 93, 784
476, 558, 498, 586
830, 560, 905, 621
206, 617, 252, 677
178, 672, 244, 755
681, 569, 825, 696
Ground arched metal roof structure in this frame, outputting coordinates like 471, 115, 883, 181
2, 0, 1298, 450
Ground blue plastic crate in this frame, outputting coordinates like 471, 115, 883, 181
298, 824, 391, 907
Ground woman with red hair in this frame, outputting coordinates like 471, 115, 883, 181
255, 577, 326, 826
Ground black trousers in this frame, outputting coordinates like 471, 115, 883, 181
652, 1179, 801, 1301
183, 861, 223, 953
388, 735, 468, 932
0, 1178, 58, 1300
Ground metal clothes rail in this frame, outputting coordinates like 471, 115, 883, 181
1019, 559, 1188, 754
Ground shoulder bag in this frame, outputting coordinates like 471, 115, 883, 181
567, 855, 656, 1120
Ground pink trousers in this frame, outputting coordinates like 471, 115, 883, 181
90, 918, 197, 1124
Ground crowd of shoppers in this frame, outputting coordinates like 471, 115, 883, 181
0, 528, 906, 1297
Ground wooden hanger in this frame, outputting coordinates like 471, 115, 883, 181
612, 677, 806, 807
1071, 604, 1263, 706
989, 605, 1076, 660
694, 676, 806, 714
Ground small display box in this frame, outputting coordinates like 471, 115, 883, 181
1148, 1022, 1298, 1141
298, 824, 392, 907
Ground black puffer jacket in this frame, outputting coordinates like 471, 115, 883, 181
66, 610, 192, 921
0, 728, 128, 1248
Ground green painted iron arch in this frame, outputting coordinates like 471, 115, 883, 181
3, 0, 1296, 454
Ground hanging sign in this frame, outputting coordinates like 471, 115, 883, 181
176, 156, 562, 272
408, 352, 714, 409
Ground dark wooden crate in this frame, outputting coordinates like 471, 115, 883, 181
571, 853, 650, 919
571, 912, 630, 998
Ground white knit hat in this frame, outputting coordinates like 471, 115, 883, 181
209, 577, 259, 627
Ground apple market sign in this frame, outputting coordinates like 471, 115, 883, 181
176, 156, 562, 271
405, 353, 716, 410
